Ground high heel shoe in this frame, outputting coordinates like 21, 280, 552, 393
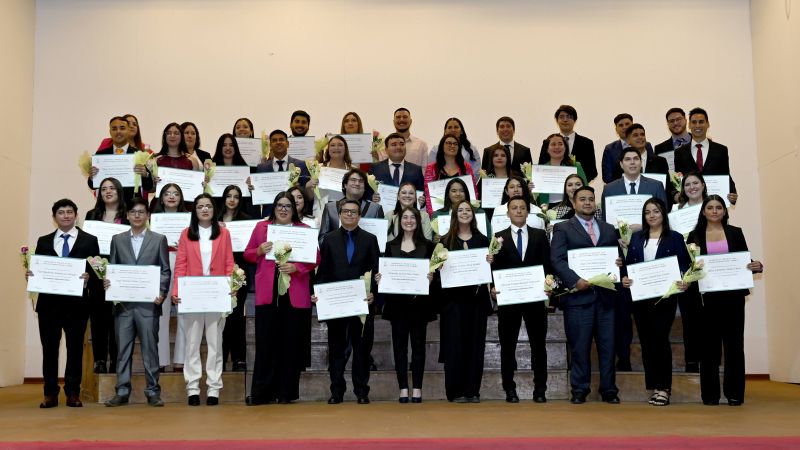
411, 396, 422, 403
399, 396, 409, 404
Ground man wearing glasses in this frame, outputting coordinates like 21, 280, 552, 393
318, 169, 384, 240
538, 105, 598, 183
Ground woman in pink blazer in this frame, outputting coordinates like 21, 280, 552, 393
172, 193, 234, 406
243, 191, 320, 405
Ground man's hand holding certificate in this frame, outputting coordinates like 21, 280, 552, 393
314, 279, 369, 321
106, 264, 161, 303
27, 255, 87, 297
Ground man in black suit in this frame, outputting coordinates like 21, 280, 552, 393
368, 133, 425, 192
538, 105, 598, 182
88, 116, 152, 206
626, 123, 674, 202
602, 147, 669, 223
601, 114, 655, 183
653, 107, 691, 157
673, 107, 737, 205
489, 197, 551, 403
482, 116, 532, 174
550, 186, 621, 404
27, 199, 100, 408
256, 129, 311, 217
315, 199, 380, 404
289, 110, 310, 137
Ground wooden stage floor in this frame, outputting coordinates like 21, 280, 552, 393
1, 380, 799, 442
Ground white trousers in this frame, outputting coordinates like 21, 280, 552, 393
182, 312, 226, 397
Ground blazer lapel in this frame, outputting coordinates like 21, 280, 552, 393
211, 234, 221, 267
570, 217, 594, 246
136, 232, 153, 263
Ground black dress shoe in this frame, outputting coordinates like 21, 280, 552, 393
570, 394, 587, 404
206, 396, 219, 406
616, 360, 632, 372
727, 399, 743, 406
703, 400, 720, 406
66, 394, 83, 407
327, 396, 343, 404
39, 395, 58, 408
505, 390, 520, 403
399, 396, 409, 404
685, 362, 700, 373
468, 396, 480, 403
411, 397, 422, 404
188, 395, 200, 406
233, 361, 247, 372
94, 360, 107, 374
533, 393, 547, 403
602, 393, 621, 404
357, 396, 370, 404
453, 396, 469, 403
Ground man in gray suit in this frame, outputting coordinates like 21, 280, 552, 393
104, 198, 171, 407
318, 168, 384, 242
601, 147, 668, 224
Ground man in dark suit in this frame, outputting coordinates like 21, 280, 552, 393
103, 198, 171, 407
538, 105, 598, 182
653, 107, 691, 157
289, 110, 310, 137
602, 147, 668, 223
489, 197, 551, 404
256, 129, 311, 217
550, 186, 621, 404
601, 113, 655, 183
27, 199, 100, 408
318, 168, 384, 240
625, 124, 675, 203
673, 107, 737, 205
88, 116, 153, 206
368, 132, 425, 192
315, 199, 380, 404
482, 116, 532, 174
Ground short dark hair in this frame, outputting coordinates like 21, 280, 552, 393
180, 122, 201, 149
393, 107, 410, 115
572, 185, 594, 201
496, 116, 515, 130
507, 196, 529, 211
109, 116, 128, 125
665, 107, 685, 120
555, 105, 578, 121
341, 168, 368, 196
384, 132, 405, 147
52, 198, 77, 216
291, 110, 310, 123
624, 123, 645, 139
689, 107, 708, 121
269, 129, 288, 140
613, 113, 633, 125
338, 198, 361, 215
619, 147, 642, 162
233, 118, 254, 138
128, 197, 150, 213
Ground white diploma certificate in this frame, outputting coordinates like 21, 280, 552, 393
493, 265, 547, 306
604, 194, 652, 226
106, 264, 160, 303
208, 166, 251, 197
149, 213, 191, 247
236, 137, 263, 167
480, 178, 507, 208
318, 167, 349, 192
697, 251, 754, 293
265, 224, 319, 263
156, 167, 204, 200
177, 276, 232, 314
626, 256, 681, 302
427, 175, 476, 209
92, 154, 136, 187
660, 150, 676, 173
81, 220, 131, 255
314, 279, 369, 321
668, 204, 701, 236
435, 212, 487, 237
341, 133, 373, 163
358, 218, 389, 252
377, 184, 399, 214
224, 219, 261, 252
288, 136, 317, 161
378, 257, 429, 295
641, 173, 667, 190
440, 248, 492, 288
27, 255, 86, 297
250, 172, 289, 205
567, 246, 621, 280
531, 165, 577, 194
703, 175, 732, 206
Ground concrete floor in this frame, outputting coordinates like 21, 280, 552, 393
1, 380, 799, 442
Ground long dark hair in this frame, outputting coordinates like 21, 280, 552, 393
212, 133, 248, 166
500, 176, 532, 206
486, 144, 512, 177
556, 173, 584, 209
693, 195, 729, 235
268, 191, 302, 224
435, 133, 467, 176
152, 183, 187, 213
180, 121, 201, 151
233, 118, 254, 138
441, 177, 472, 212
444, 117, 476, 162
124, 114, 143, 149
188, 193, 220, 241
640, 198, 671, 247
218, 185, 250, 221
545, 133, 575, 166
441, 200, 481, 250
287, 186, 313, 217
390, 206, 426, 244
88, 177, 127, 221
392, 181, 420, 216
158, 122, 188, 156
678, 171, 708, 207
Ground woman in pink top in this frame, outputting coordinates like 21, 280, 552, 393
243, 191, 320, 405
423, 133, 477, 215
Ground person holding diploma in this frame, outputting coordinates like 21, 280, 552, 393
438, 199, 491, 403
256, 129, 312, 217
153, 122, 200, 173
212, 133, 258, 219
287, 186, 318, 229
103, 198, 171, 407
88, 116, 152, 206
97, 113, 149, 152
27, 199, 99, 408
431, 178, 487, 239
244, 192, 320, 405
686, 195, 763, 406
536, 134, 587, 207
172, 193, 234, 406
319, 135, 354, 170
182, 122, 211, 167
428, 118, 481, 179
675, 172, 708, 211
318, 168, 384, 240
487, 196, 552, 403
233, 117, 255, 138
376, 207, 437, 403
423, 134, 478, 215
314, 198, 380, 404
340, 111, 379, 167
550, 186, 622, 404
387, 182, 433, 241
85, 177, 129, 374
495, 176, 544, 229
621, 198, 690, 406
368, 132, 425, 193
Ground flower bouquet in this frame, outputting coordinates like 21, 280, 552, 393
367, 174, 380, 193
203, 159, 217, 194
670, 171, 683, 194
78, 151, 92, 177
659, 243, 706, 303
314, 135, 330, 161
305, 159, 322, 200
273, 242, 293, 295
371, 130, 385, 162
261, 130, 270, 161
536, 204, 558, 226
488, 234, 504, 256
21, 246, 37, 307
429, 243, 449, 273
133, 150, 152, 193
286, 164, 302, 188
146, 157, 159, 180
229, 264, 247, 312
479, 169, 491, 179
617, 218, 633, 257
359, 270, 372, 330
87, 256, 108, 279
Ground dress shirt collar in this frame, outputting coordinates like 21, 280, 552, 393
672, 133, 690, 148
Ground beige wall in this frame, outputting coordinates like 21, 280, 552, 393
751, 1, 800, 382
1, 0, 35, 386
24, 0, 769, 375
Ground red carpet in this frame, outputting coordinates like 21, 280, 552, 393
3, 437, 800, 449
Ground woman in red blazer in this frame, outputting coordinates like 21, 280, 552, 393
172, 193, 234, 406
243, 191, 320, 405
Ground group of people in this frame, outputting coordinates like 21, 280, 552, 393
27, 104, 762, 409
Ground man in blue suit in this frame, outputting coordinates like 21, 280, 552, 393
600, 113, 654, 183
256, 129, 311, 217
368, 133, 424, 192
551, 186, 621, 404
601, 148, 667, 223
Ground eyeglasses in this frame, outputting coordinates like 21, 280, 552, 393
444, 141, 459, 147
274, 204, 292, 210
557, 114, 574, 121
196, 205, 213, 211
340, 209, 359, 216
164, 191, 180, 197
347, 178, 365, 185
667, 118, 685, 124
129, 209, 147, 216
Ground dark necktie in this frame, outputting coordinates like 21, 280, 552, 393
629, 182, 636, 195
564, 136, 570, 152
695, 144, 704, 171
277, 160, 285, 172
392, 163, 401, 185
61, 234, 71, 257
346, 231, 355, 264
504, 144, 512, 160
516, 229, 524, 259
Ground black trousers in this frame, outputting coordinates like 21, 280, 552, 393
497, 302, 548, 394
389, 317, 428, 390
222, 286, 248, 368
700, 293, 746, 403
90, 290, 116, 365
440, 300, 487, 400
250, 301, 303, 402
38, 307, 89, 396
328, 314, 374, 398
614, 292, 633, 366
678, 288, 703, 365
632, 297, 677, 391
